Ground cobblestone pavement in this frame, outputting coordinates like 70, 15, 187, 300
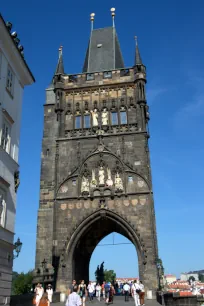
53, 296, 161, 306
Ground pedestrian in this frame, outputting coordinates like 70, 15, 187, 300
131, 280, 141, 306
35, 283, 44, 306
102, 281, 106, 300
66, 285, 82, 306
39, 293, 49, 306
87, 281, 95, 302
139, 281, 145, 306
95, 283, 101, 301
104, 282, 111, 304
78, 280, 87, 306
46, 284, 53, 303
69, 280, 78, 295
123, 283, 130, 302
109, 284, 115, 304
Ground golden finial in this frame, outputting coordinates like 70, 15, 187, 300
90, 13, 95, 31
110, 8, 116, 27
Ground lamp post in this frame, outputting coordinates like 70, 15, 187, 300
13, 238, 22, 259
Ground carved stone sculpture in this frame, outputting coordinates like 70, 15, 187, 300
98, 166, 105, 185
81, 176, 90, 194
115, 172, 123, 191
106, 168, 113, 187
91, 109, 98, 126
90, 169, 97, 188
102, 108, 108, 125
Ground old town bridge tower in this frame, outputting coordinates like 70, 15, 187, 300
34, 10, 159, 295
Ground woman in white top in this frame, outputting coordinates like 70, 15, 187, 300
35, 283, 44, 306
46, 284, 53, 303
95, 283, 102, 301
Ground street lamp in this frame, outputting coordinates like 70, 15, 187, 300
13, 238, 22, 259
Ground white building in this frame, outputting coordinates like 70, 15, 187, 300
0, 14, 35, 304
164, 274, 177, 284
181, 272, 199, 282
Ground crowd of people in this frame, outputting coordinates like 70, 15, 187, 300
33, 279, 145, 306
66, 279, 145, 306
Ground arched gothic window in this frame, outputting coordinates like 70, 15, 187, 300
111, 112, 118, 125
120, 111, 127, 124
75, 116, 82, 129
84, 114, 91, 128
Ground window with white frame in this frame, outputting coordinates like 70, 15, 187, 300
0, 120, 11, 153
6, 66, 14, 96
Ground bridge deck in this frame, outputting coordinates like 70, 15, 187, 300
53, 295, 161, 306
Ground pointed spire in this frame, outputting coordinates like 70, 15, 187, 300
110, 8, 116, 27
90, 13, 95, 31
134, 36, 143, 66
55, 46, 64, 75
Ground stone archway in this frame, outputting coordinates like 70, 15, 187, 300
56, 208, 155, 293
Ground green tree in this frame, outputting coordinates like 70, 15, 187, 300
198, 274, 204, 282
12, 271, 33, 295
104, 269, 116, 284
188, 276, 195, 283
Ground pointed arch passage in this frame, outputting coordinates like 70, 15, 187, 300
56, 209, 158, 296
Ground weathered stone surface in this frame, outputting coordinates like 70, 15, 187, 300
34, 40, 159, 295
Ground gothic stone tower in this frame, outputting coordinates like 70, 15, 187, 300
34, 12, 159, 295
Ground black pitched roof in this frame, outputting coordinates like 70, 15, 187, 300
55, 53, 64, 75
83, 27, 124, 73
135, 43, 143, 66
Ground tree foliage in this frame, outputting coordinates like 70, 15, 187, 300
104, 269, 116, 284
12, 271, 33, 295
95, 262, 104, 284
198, 274, 204, 282
188, 276, 195, 283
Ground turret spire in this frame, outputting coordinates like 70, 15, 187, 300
134, 36, 143, 66
55, 46, 64, 75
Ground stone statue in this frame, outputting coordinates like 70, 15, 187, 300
106, 168, 113, 187
91, 169, 97, 188
91, 109, 98, 126
102, 108, 108, 125
81, 176, 90, 194
0, 196, 6, 227
98, 166, 105, 185
115, 172, 123, 191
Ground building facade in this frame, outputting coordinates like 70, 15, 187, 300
0, 14, 35, 304
164, 274, 177, 284
34, 13, 159, 296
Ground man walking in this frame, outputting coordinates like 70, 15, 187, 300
131, 280, 141, 306
123, 283, 130, 302
87, 281, 95, 302
66, 285, 81, 306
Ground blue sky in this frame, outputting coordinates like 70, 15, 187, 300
1, 0, 204, 279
